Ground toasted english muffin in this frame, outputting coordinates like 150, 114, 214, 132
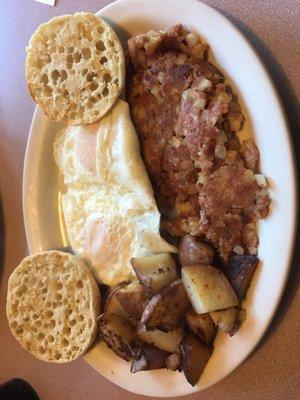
25, 12, 125, 125
6, 250, 100, 363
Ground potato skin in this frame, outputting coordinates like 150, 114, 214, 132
104, 285, 129, 318
225, 255, 258, 300
185, 307, 216, 346
131, 341, 170, 372
115, 281, 149, 320
130, 352, 148, 373
166, 353, 182, 371
98, 313, 135, 361
104, 284, 139, 326
179, 235, 214, 266
181, 332, 212, 386
141, 279, 190, 330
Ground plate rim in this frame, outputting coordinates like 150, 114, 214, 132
22, 0, 298, 396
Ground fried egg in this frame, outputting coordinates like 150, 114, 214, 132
54, 99, 177, 286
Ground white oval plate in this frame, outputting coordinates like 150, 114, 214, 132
23, 0, 297, 396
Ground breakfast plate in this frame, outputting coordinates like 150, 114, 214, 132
23, 0, 297, 396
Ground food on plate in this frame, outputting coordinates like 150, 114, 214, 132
181, 332, 213, 386
131, 253, 178, 294
166, 353, 182, 371
26, 12, 125, 125
182, 265, 238, 314
104, 285, 131, 320
178, 234, 214, 266
6, 251, 100, 363
124, 24, 271, 384
197, 165, 269, 260
137, 324, 184, 353
127, 24, 270, 262
115, 281, 149, 321
54, 99, 177, 286
130, 351, 148, 373
141, 279, 189, 330
97, 313, 135, 361
224, 254, 259, 300
131, 341, 170, 372
210, 307, 238, 333
96, 275, 211, 384
185, 307, 216, 345
18, 13, 271, 388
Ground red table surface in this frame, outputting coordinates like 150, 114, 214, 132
0, 1, 299, 399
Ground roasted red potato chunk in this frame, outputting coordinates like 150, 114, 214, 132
210, 307, 238, 333
141, 279, 189, 331
131, 253, 178, 295
131, 341, 170, 372
137, 324, 184, 353
185, 307, 216, 346
166, 353, 182, 371
179, 235, 214, 266
104, 285, 130, 319
181, 332, 212, 386
98, 313, 135, 361
115, 281, 149, 321
182, 265, 238, 314
225, 255, 259, 300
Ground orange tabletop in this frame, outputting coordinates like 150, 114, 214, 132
0, 1, 299, 399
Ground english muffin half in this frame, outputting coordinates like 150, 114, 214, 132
26, 12, 125, 125
6, 250, 100, 363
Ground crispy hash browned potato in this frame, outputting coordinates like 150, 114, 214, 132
131, 341, 170, 373
185, 307, 216, 346
137, 324, 184, 353
182, 265, 238, 314
98, 313, 135, 361
131, 253, 178, 295
181, 332, 213, 386
210, 307, 238, 333
141, 279, 189, 330
179, 235, 214, 266
115, 281, 149, 321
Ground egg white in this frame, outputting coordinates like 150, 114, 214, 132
54, 99, 177, 286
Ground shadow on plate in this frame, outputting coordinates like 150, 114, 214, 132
216, 8, 300, 352
54, 246, 74, 254
102, 17, 131, 49
0, 194, 5, 286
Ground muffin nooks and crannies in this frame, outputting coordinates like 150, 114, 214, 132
25, 12, 125, 125
6, 251, 100, 363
